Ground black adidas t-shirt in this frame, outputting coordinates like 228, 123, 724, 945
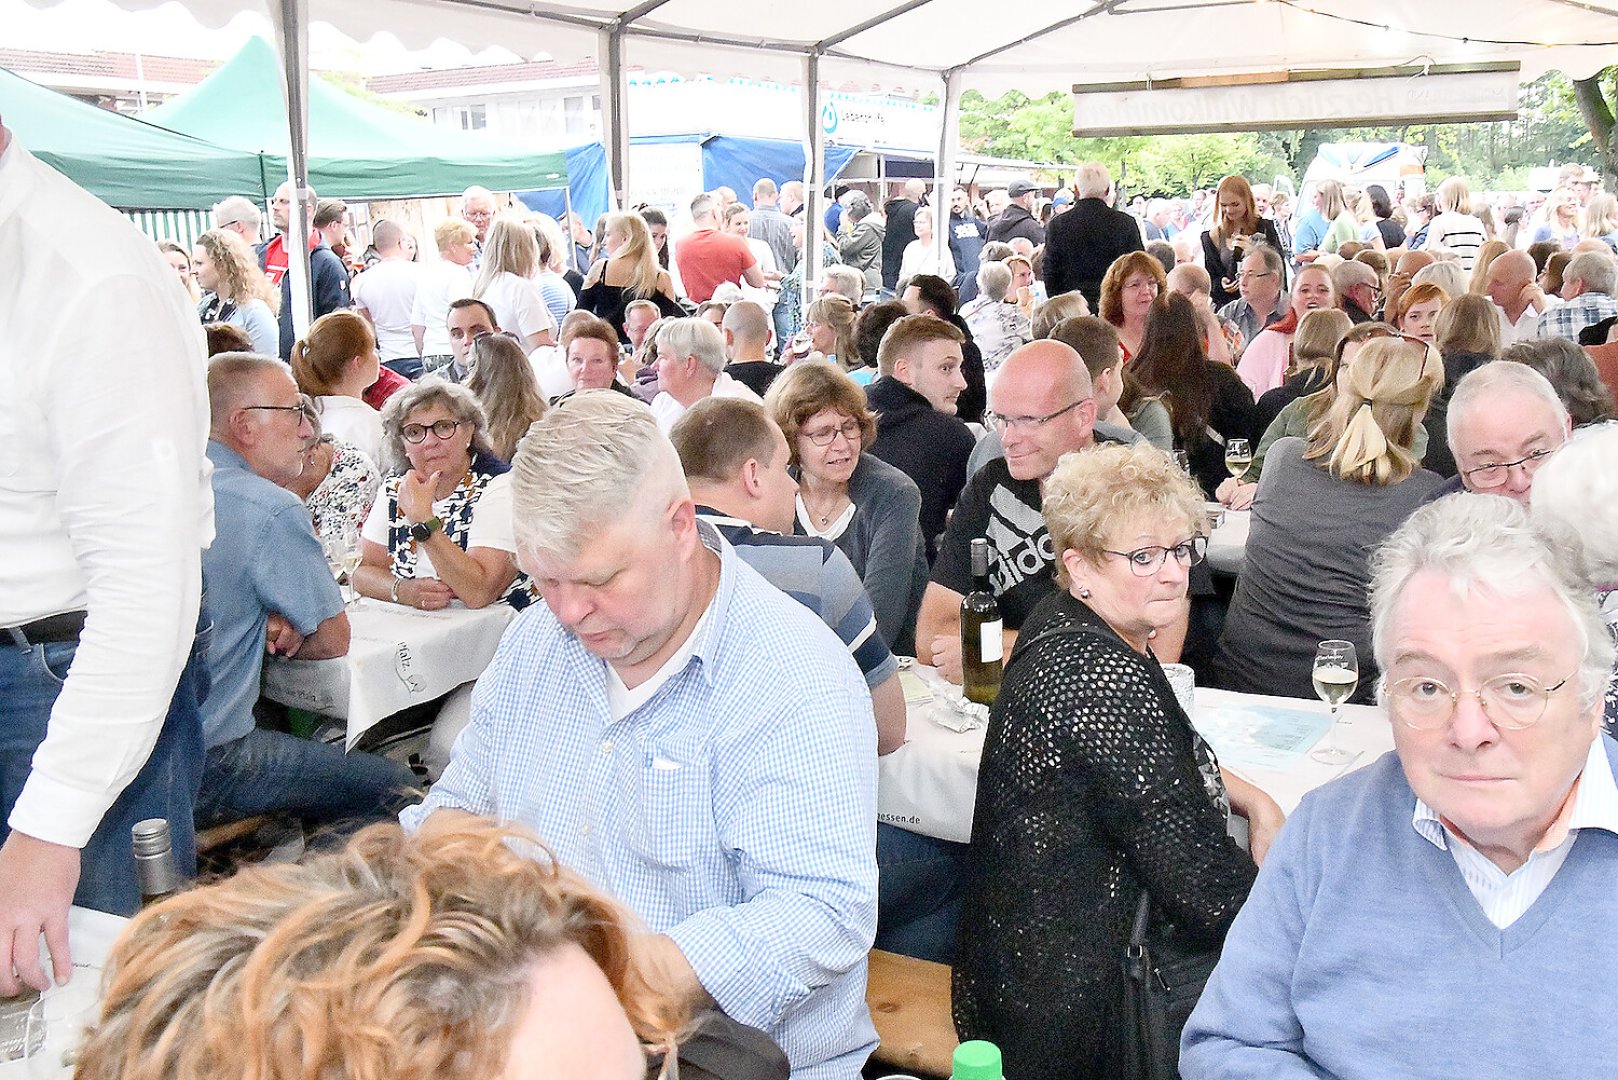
931, 458, 1054, 632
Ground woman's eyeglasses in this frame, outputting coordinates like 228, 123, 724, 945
402, 419, 466, 444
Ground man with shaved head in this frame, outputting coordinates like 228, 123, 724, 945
720, 300, 781, 396
351, 219, 423, 379
916, 340, 1113, 683
1486, 249, 1552, 343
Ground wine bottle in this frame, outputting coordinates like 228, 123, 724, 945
131, 818, 181, 908
960, 538, 1003, 706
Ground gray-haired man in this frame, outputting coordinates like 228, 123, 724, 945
650, 316, 763, 433
403, 392, 880, 1080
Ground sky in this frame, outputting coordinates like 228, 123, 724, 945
0, 0, 525, 73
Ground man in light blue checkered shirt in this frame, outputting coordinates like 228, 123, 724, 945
402, 391, 880, 1080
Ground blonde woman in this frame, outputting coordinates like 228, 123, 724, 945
796, 295, 862, 375
466, 331, 549, 462
472, 216, 557, 351
157, 239, 200, 304
1300, 179, 1359, 259
1202, 175, 1284, 308
1465, 239, 1510, 295
74, 818, 686, 1080
194, 227, 280, 356
1583, 191, 1618, 251
1214, 335, 1444, 700
1422, 176, 1488, 269
1533, 187, 1583, 251
578, 210, 683, 341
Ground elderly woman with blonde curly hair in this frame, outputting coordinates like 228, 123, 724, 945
352, 378, 538, 611
953, 441, 1277, 1080
1215, 335, 1445, 700
74, 817, 687, 1080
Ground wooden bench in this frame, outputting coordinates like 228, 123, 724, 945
865, 949, 958, 1078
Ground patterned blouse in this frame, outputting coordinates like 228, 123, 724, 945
1602, 589, 1617, 733
306, 438, 379, 540
960, 296, 1032, 373
380, 450, 538, 610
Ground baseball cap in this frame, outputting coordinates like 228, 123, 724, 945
1007, 179, 1038, 198
1052, 190, 1073, 206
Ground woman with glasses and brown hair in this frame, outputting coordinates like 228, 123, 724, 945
954, 441, 1277, 1080
1214, 334, 1445, 700
766, 360, 928, 653
352, 379, 538, 611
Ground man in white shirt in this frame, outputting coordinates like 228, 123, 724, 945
649, 317, 762, 433
0, 119, 214, 993
1486, 250, 1553, 344
351, 220, 423, 379
412, 218, 477, 376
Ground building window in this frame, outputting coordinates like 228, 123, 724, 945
564, 95, 587, 135
453, 104, 487, 131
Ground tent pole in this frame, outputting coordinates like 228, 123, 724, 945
600, 26, 629, 207
271, 0, 314, 347
564, 184, 581, 272
801, 49, 825, 315
936, 69, 961, 278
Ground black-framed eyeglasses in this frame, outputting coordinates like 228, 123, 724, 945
801, 418, 863, 447
1461, 447, 1558, 488
1384, 671, 1575, 730
1101, 536, 1207, 576
402, 419, 466, 444
245, 398, 312, 422
984, 399, 1091, 434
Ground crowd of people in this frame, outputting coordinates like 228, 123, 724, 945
8, 98, 1618, 1080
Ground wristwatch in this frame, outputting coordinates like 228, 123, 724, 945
409, 516, 442, 543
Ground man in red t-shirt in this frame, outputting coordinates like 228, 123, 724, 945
675, 192, 766, 304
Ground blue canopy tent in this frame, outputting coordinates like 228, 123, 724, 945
515, 141, 612, 229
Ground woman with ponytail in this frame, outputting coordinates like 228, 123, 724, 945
1213, 334, 1443, 701
292, 310, 384, 465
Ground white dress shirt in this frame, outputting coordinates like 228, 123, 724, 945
649, 371, 764, 433
0, 138, 214, 846
1414, 736, 1618, 928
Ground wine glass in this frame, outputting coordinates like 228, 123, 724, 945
1172, 449, 1191, 474
323, 526, 363, 608
1224, 438, 1253, 481
1309, 640, 1359, 765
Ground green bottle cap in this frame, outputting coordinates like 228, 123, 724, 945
952, 1039, 1003, 1080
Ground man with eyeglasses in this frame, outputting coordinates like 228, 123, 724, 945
1184, 495, 1618, 1079
197, 354, 418, 835
1216, 245, 1286, 352
917, 340, 1111, 683
1332, 259, 1381, 324
259, 180, 352, 361
1428, 362, 1571, 505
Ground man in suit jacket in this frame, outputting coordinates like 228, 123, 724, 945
1041, 162, 1145, 311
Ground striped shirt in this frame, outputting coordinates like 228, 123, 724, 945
404, 523, 879, 1080
1414, 736, 1618, 928
697, 509, 898, 690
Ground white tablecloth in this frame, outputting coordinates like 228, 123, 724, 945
877, 665, 1393, 844
262, 598, 516, 746
0, 907, 128, 1077
1206, 507, 1250, 575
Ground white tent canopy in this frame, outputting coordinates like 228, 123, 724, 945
24, 0, 1618, 331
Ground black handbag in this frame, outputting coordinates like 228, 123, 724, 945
1120, 889, 1220, 1080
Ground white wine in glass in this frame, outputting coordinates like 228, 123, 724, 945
1224, 438, 1253, 481
1310, 640, 1359, 765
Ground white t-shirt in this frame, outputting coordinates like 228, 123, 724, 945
410, 260, 474, 356
477, 272, 556, 344
361, 470, 518, 578
315, 395, 383, 466
351, 259, 422, 360
528, 344, 573, 400
604, 597, 715, 721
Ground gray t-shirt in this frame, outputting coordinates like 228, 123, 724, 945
1214, 436, 1441, 701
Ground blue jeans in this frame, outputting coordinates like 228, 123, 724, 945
875, 822, 967, 964
0, 623, 209, 917
382, 356, 424, 381
195, 728, 419, 831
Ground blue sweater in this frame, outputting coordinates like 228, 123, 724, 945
1181, 739, 1618, 1079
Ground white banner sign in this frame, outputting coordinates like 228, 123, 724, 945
1074, 66, 1520, 136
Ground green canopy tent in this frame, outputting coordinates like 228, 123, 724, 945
145, 36, 568, 200
0, 64, 270, 209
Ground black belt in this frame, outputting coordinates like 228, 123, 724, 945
4, 611, 88, 647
